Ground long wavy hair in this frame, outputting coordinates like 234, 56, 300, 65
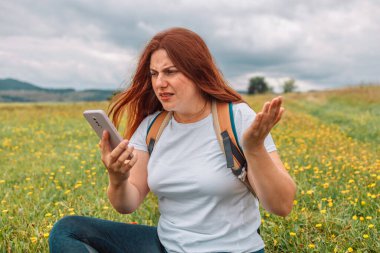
108, 27, 244, 139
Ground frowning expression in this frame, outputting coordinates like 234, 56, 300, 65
150, 49, 205, 114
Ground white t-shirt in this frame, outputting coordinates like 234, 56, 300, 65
130, 102, 276, 253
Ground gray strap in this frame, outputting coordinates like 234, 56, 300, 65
148, 139, 155, 155
221, 131, 234, 169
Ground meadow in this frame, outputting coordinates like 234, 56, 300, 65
0, 86, 379, 252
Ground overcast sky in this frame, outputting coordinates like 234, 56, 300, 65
1, 0, 379, 92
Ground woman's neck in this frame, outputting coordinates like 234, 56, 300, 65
173, 100, 210, 123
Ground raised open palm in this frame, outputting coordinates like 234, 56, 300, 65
242, 96, 285, 153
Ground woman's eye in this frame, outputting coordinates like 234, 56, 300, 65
150, 71, 157, 77
166, 69, 178, 75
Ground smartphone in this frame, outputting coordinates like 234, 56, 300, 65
83, 110, 123, 150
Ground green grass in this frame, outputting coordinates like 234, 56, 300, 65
283, 86, 380, 151
1, 86, 379, 252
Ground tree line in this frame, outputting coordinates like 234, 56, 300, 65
247, 76, 297, 94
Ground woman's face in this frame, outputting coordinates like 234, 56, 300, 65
150, 49, 205, 114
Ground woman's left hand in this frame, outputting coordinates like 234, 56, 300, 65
242, 96, 284, 153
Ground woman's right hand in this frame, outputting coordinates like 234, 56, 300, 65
99, 130, 138, 186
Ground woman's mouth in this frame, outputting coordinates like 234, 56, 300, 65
159, 92, 174, 100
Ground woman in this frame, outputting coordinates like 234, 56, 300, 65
50, 27, 296, 253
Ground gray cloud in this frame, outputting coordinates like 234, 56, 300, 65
0, 0, 379, 92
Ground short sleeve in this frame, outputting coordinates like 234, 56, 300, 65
129, 112, 160, 152
232, 103, 277, 153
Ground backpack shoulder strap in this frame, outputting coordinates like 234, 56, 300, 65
146, 111, 172, 155
212, 100, 246, 170
212, 100, 257, 197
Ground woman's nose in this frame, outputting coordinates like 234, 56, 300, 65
156, 73, 168, 88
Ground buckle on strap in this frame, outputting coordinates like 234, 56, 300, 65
237, 167, 247, 181
231, 166, 247, 181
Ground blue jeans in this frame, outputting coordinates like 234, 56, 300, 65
49, 215, 265, 253
49, 216, 166, 253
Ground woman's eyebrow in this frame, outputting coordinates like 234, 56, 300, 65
150, 65, 176, 71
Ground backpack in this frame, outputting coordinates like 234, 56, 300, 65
145, 100, 257, 197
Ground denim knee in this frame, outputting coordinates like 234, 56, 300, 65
49, 216, 82, 246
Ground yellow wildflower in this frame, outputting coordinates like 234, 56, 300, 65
30, 237, 38, 243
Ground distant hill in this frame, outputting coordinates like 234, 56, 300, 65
0, 78, 118, 102
0, 78, 45, 91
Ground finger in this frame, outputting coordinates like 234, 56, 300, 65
109, 140, 129, 164
273, 96, 282, 104
101, 130, 111, 154
275, 96, 283, 112
125, 145, 135, 160
269, 97, 281, 121
253, 108, 275, 137
261, 101, 270, 114
273, 107, 285, 125
269, 96, 281, 111
277, 96, 283, 106
249, 112, 264, 134
120, 152, 138, 173
116, 145, 135, 166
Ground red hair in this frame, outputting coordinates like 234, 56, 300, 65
108, 27, 244, 139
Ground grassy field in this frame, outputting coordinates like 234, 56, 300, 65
0, 86, 379, 252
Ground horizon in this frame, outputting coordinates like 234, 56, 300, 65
2, 77, 378, 94
1, 1, 379, 93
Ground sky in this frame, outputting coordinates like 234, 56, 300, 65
0, 0, 379, 92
